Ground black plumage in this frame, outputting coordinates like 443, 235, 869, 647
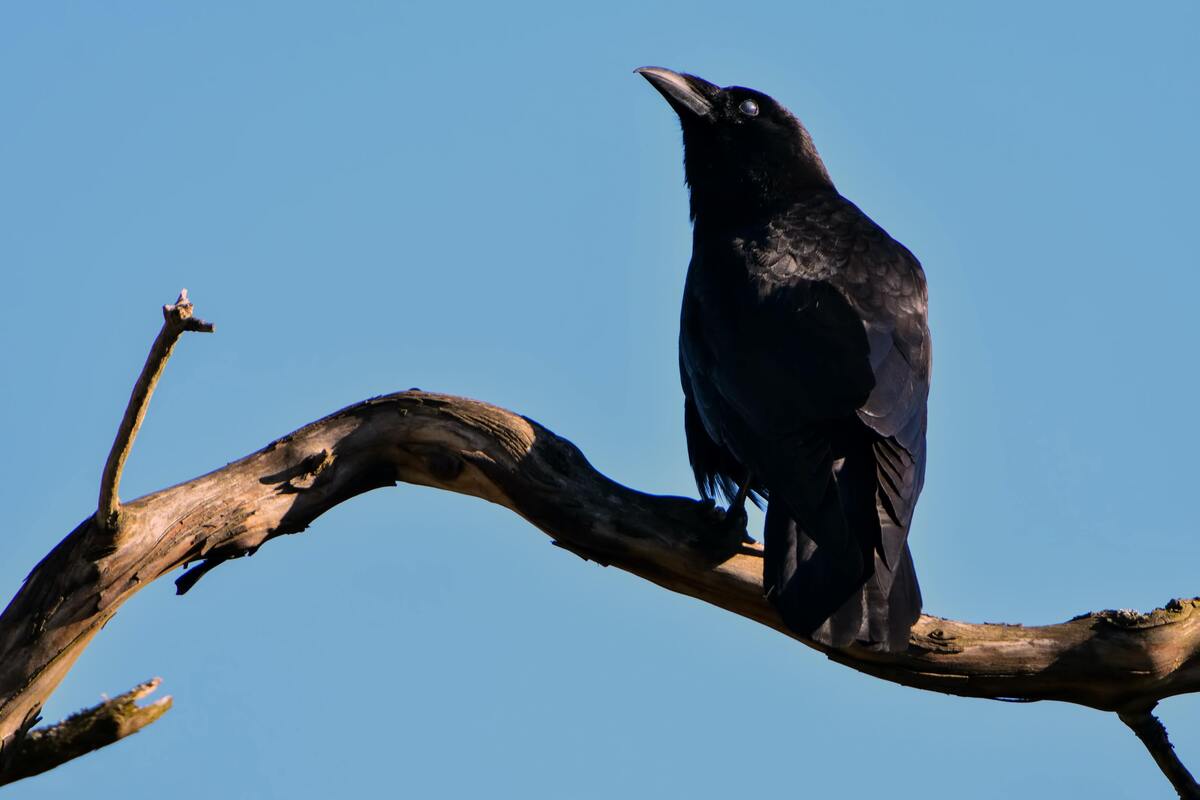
638, 67, 931, 651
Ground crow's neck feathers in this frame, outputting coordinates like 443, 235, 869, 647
682, 104, 835, 227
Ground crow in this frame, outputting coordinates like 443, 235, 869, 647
637, 67, 930, 651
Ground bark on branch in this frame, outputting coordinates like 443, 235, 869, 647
0, 679, 171, 786
2, 310, 1199, 790
1121, 709, 1200, 799
97, 289, 213, 532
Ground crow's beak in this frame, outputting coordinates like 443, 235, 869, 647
636, 66, 716, 118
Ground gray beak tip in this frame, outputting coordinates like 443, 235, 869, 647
636, 66, 715, 118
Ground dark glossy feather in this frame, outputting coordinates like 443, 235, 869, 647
642, 68, 931, 651
682, 195, 929, 651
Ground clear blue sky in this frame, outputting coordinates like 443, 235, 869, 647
3, 3, 1199, 798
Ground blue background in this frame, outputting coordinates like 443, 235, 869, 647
3, 3, 1198, 798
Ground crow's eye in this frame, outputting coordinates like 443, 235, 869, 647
738, 99, 759, 117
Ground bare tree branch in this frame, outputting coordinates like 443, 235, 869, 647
1120, 708, 1200, 800
2, 295, 1199, 791
0, 679, 171, 787
97, 289, 213, 532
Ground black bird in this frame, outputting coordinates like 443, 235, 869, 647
638, 67, 930, 651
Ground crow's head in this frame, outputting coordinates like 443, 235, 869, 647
636, 67, 833, 221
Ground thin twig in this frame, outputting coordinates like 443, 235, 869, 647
1119, 708, 1200, 799
96, 289, 213, 532
0, 679, 171, 787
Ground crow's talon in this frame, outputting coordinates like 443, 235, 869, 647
697, 498, 750, 548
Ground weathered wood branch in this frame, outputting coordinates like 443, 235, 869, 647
97, 289, 213, 532
1121, 709, 1200, 800
0, 679, 170, 787
2, 305, 1199, 790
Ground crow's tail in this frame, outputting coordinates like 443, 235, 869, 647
764, 505, 920, 651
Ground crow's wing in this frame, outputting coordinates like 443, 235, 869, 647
680, 247, 875, 534
682, 195, 929, 576
834, 213, 930, 579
